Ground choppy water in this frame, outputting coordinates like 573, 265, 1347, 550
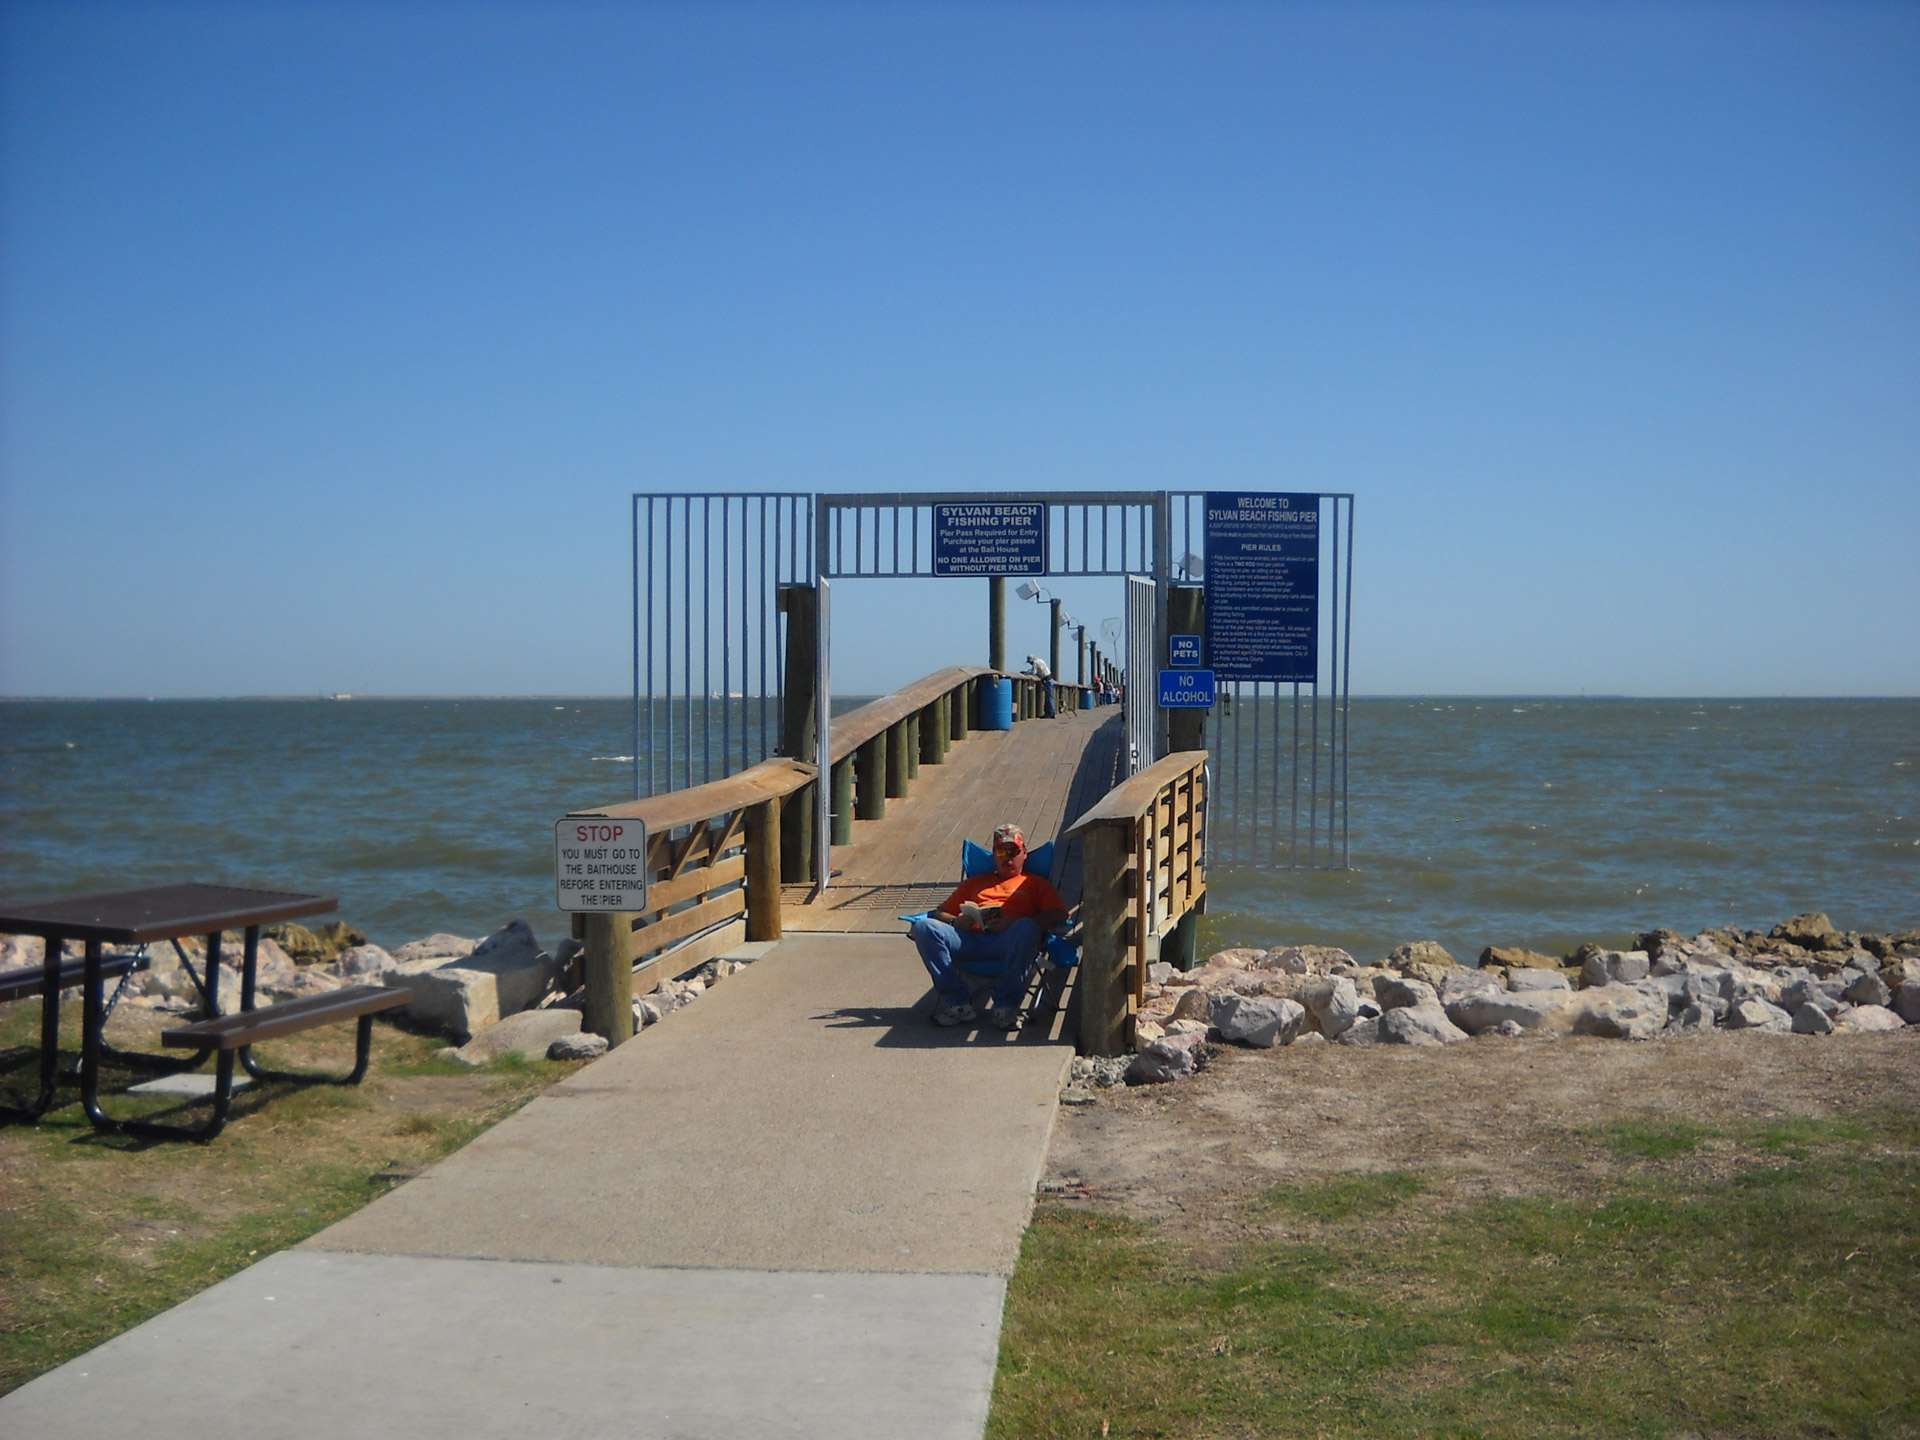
1, 698, 1914, 960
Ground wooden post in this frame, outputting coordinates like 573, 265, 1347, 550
1077, 823, 1133, 1057
744, 798, 782, 942
778, 585, 818, 883
950, 682, 968, 741
886, 720, 910, 798
831, 757, 854, 843
936, 694, 951, 759
989, 576, 1006, 672
582, 913, 636, 1047
1168, 586, 1207, 754
906, 714, 919, 779
856, 735, 886, 820
920, 702, 942, 765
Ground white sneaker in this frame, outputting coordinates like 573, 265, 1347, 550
988, 1006, 1021, 1031
932, 1003, 977, 1027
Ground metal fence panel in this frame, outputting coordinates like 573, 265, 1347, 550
1122, 574, 1156, 777
1170, 492, 1353, 870
632, 494, 814, 799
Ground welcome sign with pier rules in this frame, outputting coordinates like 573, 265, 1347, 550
932, 501, 1047, 576
1204, 492, 1319, 682
554, 815, 649, 912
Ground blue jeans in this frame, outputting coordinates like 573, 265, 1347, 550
910, 916, 1042, 1011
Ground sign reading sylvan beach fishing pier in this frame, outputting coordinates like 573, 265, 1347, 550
931, 501, 1048, 576
554, 816, 649, 912
1204, 492, 1320, 682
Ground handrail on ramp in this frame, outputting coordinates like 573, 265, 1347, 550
1066, 750, 1209, 1057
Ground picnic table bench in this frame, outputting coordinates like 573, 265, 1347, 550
0, 882, 406, 1141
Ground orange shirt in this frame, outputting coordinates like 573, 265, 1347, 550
940, 870, 1065, 923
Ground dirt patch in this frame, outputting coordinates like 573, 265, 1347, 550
1044, 1028, 1920, 1246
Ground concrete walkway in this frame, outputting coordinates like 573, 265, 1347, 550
0, 934, 1074, 1438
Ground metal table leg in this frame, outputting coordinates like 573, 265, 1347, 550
81, 933, 237, 1143
236, 925, 376, 1086
0, 939, 64, 1124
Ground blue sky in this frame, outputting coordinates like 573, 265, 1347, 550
2, 1, 1915, 697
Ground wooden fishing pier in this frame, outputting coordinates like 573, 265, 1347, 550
568, 669, 1208, 1056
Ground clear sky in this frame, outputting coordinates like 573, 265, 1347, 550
2, 1, 1915, 698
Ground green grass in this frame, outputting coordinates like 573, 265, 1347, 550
1253, 1170, 1428, 1222
1600, 1118, 1713, 1159
991, 1112, 1920, 1438
0, 999, 585, 1394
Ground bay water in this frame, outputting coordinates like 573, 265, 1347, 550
2, 698, 1914, 961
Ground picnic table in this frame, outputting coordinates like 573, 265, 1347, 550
0, 882, 408, 1140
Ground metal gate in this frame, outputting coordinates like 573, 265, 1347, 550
630, 493, 814, 799
1170, 491, 1354, 870
814, 488, 1173, 762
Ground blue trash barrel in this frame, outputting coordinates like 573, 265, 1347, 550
1079, 689, 1094, 710
980, 677, 1014, 730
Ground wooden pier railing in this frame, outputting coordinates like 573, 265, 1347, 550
571, 666, 1100, 1044
569, 757, 813, 1045
1065, 750, 1209, 1056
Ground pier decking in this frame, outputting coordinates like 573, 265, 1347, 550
782, 706, 1127, 932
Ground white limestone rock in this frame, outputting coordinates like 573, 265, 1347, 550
0, 933, 45, 967
1669, 1002, 1719, 1032
335, 943, 397, 979
549, 1032, 609, 1061
1209, 992, 1307, 1048
1337, 1017, 1382, 1045
383, 920, 558, 1042
1892, 981, 1920, 1024
1439, 968, 1504, 1005
1380, 1005, 1468, 1046
1842, 972, 1892, 1008
1724, 998, 1793, 1033
1298, 976, 1361, 1039
1580, 950, 1652, 988
1833, 1004, 1906, 1033
1373, 975, 1438, 1011
1505, 967, 1572, 993
1445, 988, 1574, 1036
1126, 1031, 1206, 1084
1791, 1003, 1835, 1035
1569, 982, 1670, 1040
452, 1006, 583, 1065
391, 933, 478, 965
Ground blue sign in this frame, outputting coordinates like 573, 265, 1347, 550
932, 502, 1048, 576
1204, 492, 1319, 682
1158, 669, 1216, 708
1168, 633, 1203, 667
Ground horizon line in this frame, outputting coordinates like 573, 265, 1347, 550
4, 691, 1918, 703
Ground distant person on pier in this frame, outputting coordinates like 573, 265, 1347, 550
910, 823, 1068, 1030
1024, 653, 1056, 717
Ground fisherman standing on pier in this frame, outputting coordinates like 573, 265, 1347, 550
1024, 653, 1055, 718
910, 823, 1069, 1030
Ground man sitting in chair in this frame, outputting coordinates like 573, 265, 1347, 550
910, 822, 1069, 1030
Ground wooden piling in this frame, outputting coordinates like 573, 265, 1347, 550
857, 735, 886, 819
744, 798, 782, 942
1076, 824, 1133, 1057
886, 721, 910, 798
831, 757, 854, 843
582, 912, 636, 1047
